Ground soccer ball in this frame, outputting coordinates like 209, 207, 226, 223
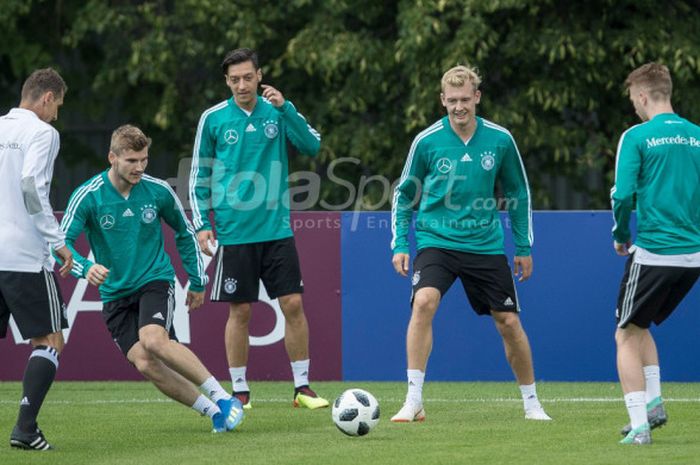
331, 389, 380, 436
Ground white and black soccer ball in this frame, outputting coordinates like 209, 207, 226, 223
331, 389, 380, 436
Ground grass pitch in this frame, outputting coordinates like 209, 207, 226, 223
1, 381, 699, 464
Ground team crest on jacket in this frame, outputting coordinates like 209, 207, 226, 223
264, 120, 279, 139
140, 204, 157, 224
480, 151, 495, 171
224, 278, 238, 294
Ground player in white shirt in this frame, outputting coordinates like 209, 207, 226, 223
0, 68, 73, 451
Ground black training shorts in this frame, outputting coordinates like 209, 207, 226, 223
210, 237, 304, 303
410, 247, 519, 315
102, 280, 178, 356
0, 269, 67, 340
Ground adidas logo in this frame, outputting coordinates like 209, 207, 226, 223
245, 123, 256, 132
152, 312, 165, 321
122, 208, 134, 217
301, 371, 308, 377
235, 378, 244, 383
504, 297, 514, 306
408, 381, 415, 386
461, 153, 473, 162
20, 396, 30, 406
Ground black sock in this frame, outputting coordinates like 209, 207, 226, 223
16, 345, 59, 433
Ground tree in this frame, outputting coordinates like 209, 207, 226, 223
2, 0, 699, 209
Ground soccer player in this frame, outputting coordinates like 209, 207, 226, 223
60, 125, 243, 433
189, 48, 328, 410
390, 65, 551, 423
612, 63, 700, 445
0, 68, 74, 451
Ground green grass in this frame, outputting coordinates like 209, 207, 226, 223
1, 381, 699, 464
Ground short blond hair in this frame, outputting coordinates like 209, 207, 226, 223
110, 124, 152, 155
625, 62, 672, 101
441, 65, 482, 92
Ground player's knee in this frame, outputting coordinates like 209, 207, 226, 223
131, 354, 156, 376
615, 324, 646, 346
493, 312, 521, 336
279, 294, 303, 314
32, 332, 64, 353
615, 327, 634, 346
279, 295, 305, 324
229, 304, 252, 325
412, 292, 439, 317
139, 331, 170, 357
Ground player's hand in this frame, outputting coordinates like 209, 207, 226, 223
197, 230, 216, 257
513, 255, 533, 282
392, 253, 410, 277
86, 264, 110, 287
614, 241, 632, 256
186, 290, 204, 312
261, 84, 285, 108
54, 246, 74, 277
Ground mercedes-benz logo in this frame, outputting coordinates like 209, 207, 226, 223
100, 214, 115, 230
224, 129, 239, 145
436, 157, 453, 174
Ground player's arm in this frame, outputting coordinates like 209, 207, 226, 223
189, 111, 216, 251
499, 135, 534, 281
159, 183, 209, 297
59, 188, 104, 283
21, 127, 72, 273
391, 137, 427, 276
264, 86, 320, 157
611, 129, 641, 254
499, 135, 533, 257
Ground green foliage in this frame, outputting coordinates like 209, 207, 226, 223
2, 0, 700, 208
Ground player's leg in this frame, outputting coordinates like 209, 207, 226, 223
226, 302, 252, 407
276, 293, 327, 408
489, 311, 550, 420
2, 270, 67, 451
618, 264, 699, 439
491, 312, 533, 384
639, 330, 666, 428
616, 324, 651, 444
615, 259, 668, 444
392, 248, 455, 423
107, 281, 242, 432
128, 341, 203, 405
261, 237, 327, 408
125, 341, 236, 431
459, 253, 550, 420
211, 244, 260, 409
138, 281, 240, 405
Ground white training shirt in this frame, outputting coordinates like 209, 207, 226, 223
0, 108, 65, 272
631, 245, 700, 268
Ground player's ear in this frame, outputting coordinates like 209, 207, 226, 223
108, 150, 117, 165
42, 91, 54, 105
256, 68, 262, 82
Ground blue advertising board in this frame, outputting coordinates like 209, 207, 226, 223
341, 211, 700, 381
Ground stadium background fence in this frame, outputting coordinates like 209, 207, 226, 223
1, 211, 698, 382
